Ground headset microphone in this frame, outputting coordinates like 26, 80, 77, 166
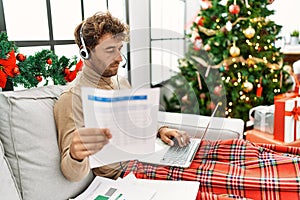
121, 54, 127, 68
79, 23, 90, 60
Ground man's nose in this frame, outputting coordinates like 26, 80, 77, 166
115, 52, 123, 62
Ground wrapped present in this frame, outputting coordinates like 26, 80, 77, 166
274, 92, 298, 102
274, 97, 300, 143
249, 105, 274, 134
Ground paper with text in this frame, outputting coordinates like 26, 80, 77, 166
81, 87, 160, 168
117, 173, 200, 200
70, 175, 156, 200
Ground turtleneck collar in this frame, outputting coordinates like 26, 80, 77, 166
80, 65, 116, 89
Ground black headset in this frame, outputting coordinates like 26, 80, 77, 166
79, 22, 127, 68
79, 23, 90, 60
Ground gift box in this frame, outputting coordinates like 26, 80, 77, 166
274, 92, 298, 102
249, 105, 274, 134
274, 96, 300, 143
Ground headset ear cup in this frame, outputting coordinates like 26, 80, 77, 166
79, 47, 90, 60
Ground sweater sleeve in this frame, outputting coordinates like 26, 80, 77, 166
53, 90, 90, 182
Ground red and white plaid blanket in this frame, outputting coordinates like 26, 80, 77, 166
123, 139, 300, 200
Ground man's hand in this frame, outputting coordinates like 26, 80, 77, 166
158, 127, 190, 147
69, 128, 112, 161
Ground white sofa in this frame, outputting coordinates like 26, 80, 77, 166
0, 85, 244, 200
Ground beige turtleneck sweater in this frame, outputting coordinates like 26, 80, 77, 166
53, 65, 131, 182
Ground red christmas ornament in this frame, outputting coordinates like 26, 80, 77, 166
199, 93, 206, 99
229, 4, 240, 14
193, 36, 202, 51
46, 58, 52, 65
201, 0, 212, 10
13, 67, 20, 75
206, 101, 216, 110
197, 17, 204, 26
35, 75, 43, 82
16, 53, 26, 62
213, 85, 222, 96
181, 95, 189, 103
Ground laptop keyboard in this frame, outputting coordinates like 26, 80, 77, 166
160, 139, 196, 165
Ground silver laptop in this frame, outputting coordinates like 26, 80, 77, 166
139, 103, 219, 168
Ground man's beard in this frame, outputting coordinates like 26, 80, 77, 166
101, 62, 120, 77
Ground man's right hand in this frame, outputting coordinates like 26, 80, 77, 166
69, 128, 112, 161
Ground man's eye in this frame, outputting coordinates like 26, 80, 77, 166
106, 49, 115, 53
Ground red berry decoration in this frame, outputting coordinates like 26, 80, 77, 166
46, 58, 52, 65
229, 4, 240, 14
16, 53, 26, 62
64, 68, 70, 75
35, 75, 43, 82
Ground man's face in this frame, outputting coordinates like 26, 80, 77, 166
87, 33, 124, 77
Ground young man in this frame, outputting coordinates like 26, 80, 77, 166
53, 11, 189, 182
54, 11, 300, 199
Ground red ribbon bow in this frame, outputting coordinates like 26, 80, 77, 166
285, 101, 300, 140
64, 59, 83, 82
0, 50, 18, 88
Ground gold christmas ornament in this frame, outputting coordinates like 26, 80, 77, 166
242, 80, 254, 93
230, 45, 240, 57
244, 26, 255, 39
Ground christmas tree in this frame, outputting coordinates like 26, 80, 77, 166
163, 0, 292, 122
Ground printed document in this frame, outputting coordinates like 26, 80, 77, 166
70, 174, 156, 200
81, 87, 160, 168
71, 172, 199, 200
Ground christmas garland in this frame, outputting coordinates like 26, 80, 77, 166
195, 17, 264, 37
0, 31, 82, 89
190, 55, 283, 70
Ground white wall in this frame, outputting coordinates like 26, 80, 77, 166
128, 0, 198, 88
128, 0, 151, 89
268, 0, 300, 43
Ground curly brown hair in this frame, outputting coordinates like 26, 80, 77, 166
74, 11, 129, 51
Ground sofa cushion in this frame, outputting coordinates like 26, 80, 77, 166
0, 138, 22, 200
0, 85, 94, 200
